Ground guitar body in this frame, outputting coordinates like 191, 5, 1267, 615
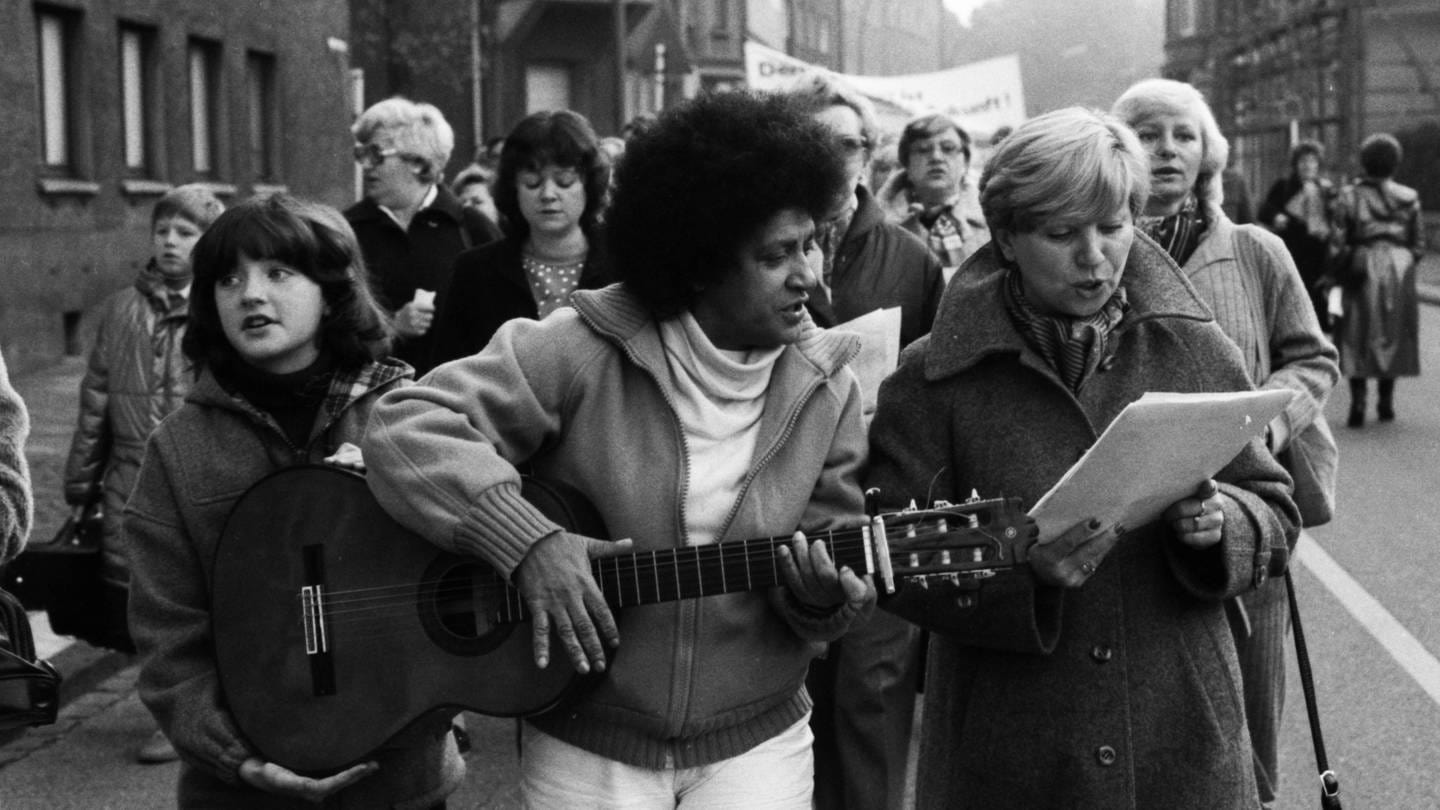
212, 465, 602, 773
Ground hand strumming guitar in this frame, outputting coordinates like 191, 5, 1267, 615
514, 531, 634, 673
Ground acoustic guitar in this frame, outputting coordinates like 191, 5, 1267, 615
211, 465, 1034, 773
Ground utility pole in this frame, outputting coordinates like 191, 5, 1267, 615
471, 0, 484, 150
614, 0, 627, 133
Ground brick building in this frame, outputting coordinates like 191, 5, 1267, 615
1, 0, 354, 373
1163, 0, 1440, 214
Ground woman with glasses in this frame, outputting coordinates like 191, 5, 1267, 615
430, 110, 612, 366
344, 97, 501, 376
876, 113, 990, 283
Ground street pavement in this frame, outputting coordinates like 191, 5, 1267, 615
4, 253, 1440, 807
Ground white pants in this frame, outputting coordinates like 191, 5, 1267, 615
520, 715, 814, 809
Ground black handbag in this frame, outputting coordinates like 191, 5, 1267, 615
0, 505, 135, 654
0, 584, 62, 731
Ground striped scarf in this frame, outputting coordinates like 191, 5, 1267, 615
1137, 193, 1207, 266
922, 205, 968, 270
1003, 269, 1129, 393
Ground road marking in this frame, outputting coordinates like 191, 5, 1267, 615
1296, 533, 1440, 705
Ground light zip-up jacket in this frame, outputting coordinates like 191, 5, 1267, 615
364, 283, 869, 769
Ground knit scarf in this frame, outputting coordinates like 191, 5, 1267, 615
1138, 193, 1207, 267
916, 201, 967, 270
1003, 269, 1129, 394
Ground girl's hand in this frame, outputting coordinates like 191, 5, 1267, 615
394, 300, 434, 338
1028, 517, 1123, 588
1163, 479, 1225, 549
238, 757, 378, 801
323, 442, 365, 471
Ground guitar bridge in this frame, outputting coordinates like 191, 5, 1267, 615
301, 544, 336, 696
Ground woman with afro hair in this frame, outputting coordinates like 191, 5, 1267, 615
363, 90, 876, 808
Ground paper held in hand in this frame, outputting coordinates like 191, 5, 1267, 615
834, 307, 901, 421
1029, 389, 1294, 543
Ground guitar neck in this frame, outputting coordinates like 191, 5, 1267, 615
495, 527, 871, 621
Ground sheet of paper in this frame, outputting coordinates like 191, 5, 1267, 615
411, 288, 436, 309
834, 307, 901, 420
1029, 389, 1293, 543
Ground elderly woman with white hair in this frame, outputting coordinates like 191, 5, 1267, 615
345, 96, 501, 375
1112, 78, 1339, 810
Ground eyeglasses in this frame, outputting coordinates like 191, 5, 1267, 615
836, 136, 871, 156
353, 143, 400, 170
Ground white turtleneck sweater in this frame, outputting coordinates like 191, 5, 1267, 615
658, 312, 783, 546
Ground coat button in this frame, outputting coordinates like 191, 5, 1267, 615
1090, 645, 1113, 663
1096, 745, 1117, 766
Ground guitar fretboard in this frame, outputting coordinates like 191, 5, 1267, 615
495, 527, 871, 622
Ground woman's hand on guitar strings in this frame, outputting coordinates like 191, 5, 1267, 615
777, 531, 874, 613
238, 757, 378, 801
516, 531, 634, 674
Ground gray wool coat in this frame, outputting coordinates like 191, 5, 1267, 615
866, 234, 1300, 810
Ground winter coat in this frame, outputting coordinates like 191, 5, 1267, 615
363, 283, 869, 769
124, 359, 465, 809
806, 184, 946, 349
1182, 214, 1339, 450
63, 264, 190, 584
1258, 173, 1337, 289
428, 234, 610, 367
866, 235, 1300, 810
1332, 178, 1425, 378
345, 187, 502, 375
0, 349, 31, 566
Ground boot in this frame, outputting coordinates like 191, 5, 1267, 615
1347, 378, 1366, 428
1377, 378, 1395, 421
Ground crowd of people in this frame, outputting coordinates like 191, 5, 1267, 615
0, 68, 1427, 809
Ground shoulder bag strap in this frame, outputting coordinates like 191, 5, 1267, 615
1286, 568, 1343, 809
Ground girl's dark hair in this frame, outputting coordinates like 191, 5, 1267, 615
493, 110, 609, 242
604, 91, 848, 319
1289, 139, 1325, 171
183, 194, 393, 379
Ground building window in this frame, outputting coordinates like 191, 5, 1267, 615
246, 51, 277, 180
1175, 0, 1198, 38
119, 25, 156, 173
36, 7, 76, 168
188, 38, 221, 174
525, 63, 571, 113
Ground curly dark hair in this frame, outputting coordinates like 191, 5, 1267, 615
184, 194, 392, 380
493, 110, 609, 243
1359, 132, 1402, 179
604, 91, 847, 318
1289, 139, 1325, 172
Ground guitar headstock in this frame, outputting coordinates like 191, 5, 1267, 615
871, 495, 1036, 594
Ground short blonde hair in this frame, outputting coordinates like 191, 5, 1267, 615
351, 97, 455, 184
1111, 78, 1229, 219
979, 107, 1150, 235
783, 72, 880, 151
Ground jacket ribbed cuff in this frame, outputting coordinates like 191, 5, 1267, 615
452, 483, 563, 578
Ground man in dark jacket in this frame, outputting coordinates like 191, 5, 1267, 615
345, 97, 500, 375
786, 74, 943, 810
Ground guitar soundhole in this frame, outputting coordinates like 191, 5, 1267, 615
418, 556, 513, 656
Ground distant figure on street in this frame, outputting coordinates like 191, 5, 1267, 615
452, 163, 501, 230
877, 113, 989, 283
0, 348, 31, 567
63, 184, 224, 763
1330, 132, 1425, 427
345, 97, 500, 376
430, 110, 611, 366
783, 71, 942, 810
1259, 140, 1338, 329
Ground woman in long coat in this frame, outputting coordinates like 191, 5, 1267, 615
866, 108, 1299, 810
1331, 132, 1425, 427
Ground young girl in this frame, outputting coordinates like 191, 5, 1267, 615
122, 194, 463, 808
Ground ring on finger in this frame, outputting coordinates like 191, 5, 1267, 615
1080, 560, 1096, 576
